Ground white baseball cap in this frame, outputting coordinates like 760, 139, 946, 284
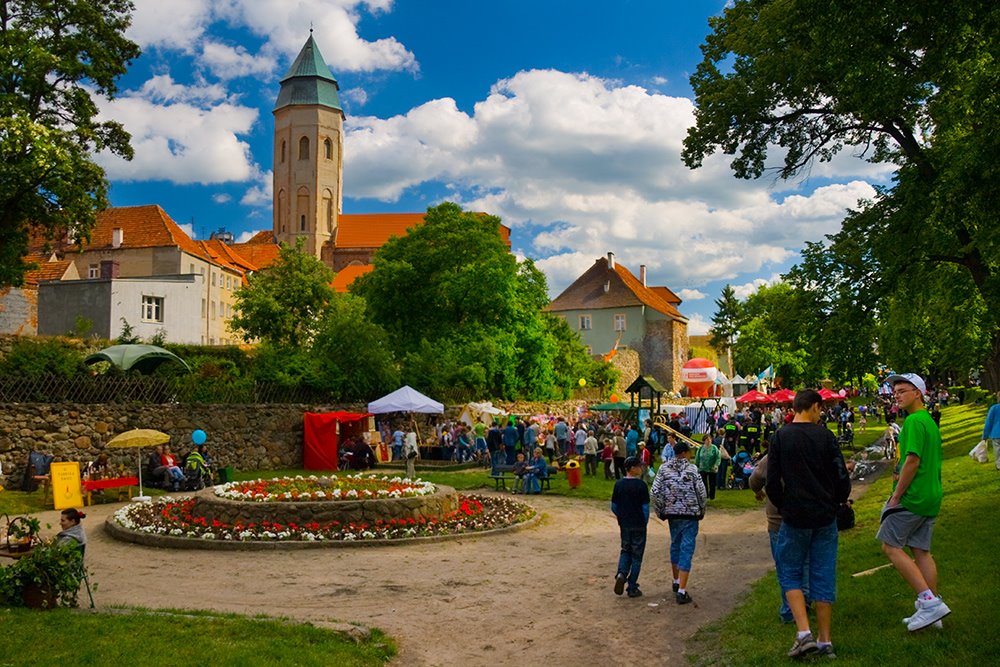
886, 373, 926, 395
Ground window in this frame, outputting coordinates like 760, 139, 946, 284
280, 140, 286, 163
298, 136, 309, 160
614, 314, 627, 331
141, 296, 164, 323
324, 138, 332, 160
211, 272, 216, 287
202, 298, 206, 317
211, 301, 216, 320
579, 314, 592, 330
88, 264, 99, 278
300, 214, 307, 231
226, 276, 231, 290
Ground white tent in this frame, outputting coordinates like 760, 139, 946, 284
368, 385, 444, 414
458, 401, 505, 426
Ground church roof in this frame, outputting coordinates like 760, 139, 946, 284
545, 256, 687, 323
332, 263, 373, 292
274, 34, 343, 113
335, 213, 512, 249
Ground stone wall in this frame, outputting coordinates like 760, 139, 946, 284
610, 348, 641, 396
0, 402, 357, 488
0, 287, 37, 336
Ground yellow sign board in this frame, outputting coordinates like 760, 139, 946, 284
51, 462, 83, 510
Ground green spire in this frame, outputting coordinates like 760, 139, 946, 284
274, 34, 343, 113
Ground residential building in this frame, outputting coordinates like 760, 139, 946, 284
545, 253, 689, 392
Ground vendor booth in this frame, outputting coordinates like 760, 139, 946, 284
303, 412, 372, 471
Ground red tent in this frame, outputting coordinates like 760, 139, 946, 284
817, 388, 841, 402
735, 389, 772, 404
303, 412, 372, 471
769, 388, 797, 403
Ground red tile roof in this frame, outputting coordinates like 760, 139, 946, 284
331, 263, 373, 292
335, 213, 511, 248
76, 205, 207, 259
230, 235, 281, 269
545, 257, 687, 322
22, 257, 74, 286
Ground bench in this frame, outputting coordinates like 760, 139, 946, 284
489, 465, 555, 492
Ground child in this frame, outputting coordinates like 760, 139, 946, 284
611, 456, 650, 598
512, 451, 527, 494
601, 439, 615, 479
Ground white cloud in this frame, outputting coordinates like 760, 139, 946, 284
201, 41, 275, 80
678, 289, 707, 301
177, 222, 197, 240
212, 193, 232, 204
344, 69, 884, 297
686, 313, 712, 336
236, 229, 266, 243
342, 87, 369, 108
241, 169, 273, 207
96, 82, 258, 185
128, 0, 212, 51
731, 274, 784, 300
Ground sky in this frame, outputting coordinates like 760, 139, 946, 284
96, 0, 896, 334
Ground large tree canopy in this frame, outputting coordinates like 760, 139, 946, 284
352, 202, 611, 401
0, 0, 140, 287
683, 0, 1000, 388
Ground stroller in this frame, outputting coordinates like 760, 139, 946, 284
836, 424, 855, 450
182, 451, 213, 490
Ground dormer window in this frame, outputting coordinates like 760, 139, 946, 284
298, 136, 310, 160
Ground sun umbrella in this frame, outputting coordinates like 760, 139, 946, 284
769, 388, 797, 403
84, 344, 191, 374
107, 429, 171, 499
817, 388, 840, 401
735, 389, 772, 404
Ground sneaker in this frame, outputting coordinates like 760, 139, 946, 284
903, 599, 944, 629
614, 573, 626, 596
627, 588, 643, 598
788, 633, 818, 659
816, 644, 837, 659
672, 582, 680, 593
676, 591, 693, 605
907, 597, 951, 631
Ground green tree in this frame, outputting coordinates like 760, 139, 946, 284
735, 283, 819, 385
310, 294, 400, 401
353, 202, 607, 400
1, 0, 141, 286
682, 0, 1000, 388
708, 284, 743, 374
230, 241, 334, 348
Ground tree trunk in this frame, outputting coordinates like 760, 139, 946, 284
984, 330, 1000, 392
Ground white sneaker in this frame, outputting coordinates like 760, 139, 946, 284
903, 599, 943, 629
906, 597, 951, 631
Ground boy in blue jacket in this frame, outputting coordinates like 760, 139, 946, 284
611, 457, 650, 598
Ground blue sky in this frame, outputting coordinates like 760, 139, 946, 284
96, 0, 894, 334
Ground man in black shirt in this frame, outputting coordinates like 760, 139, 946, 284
766, 389, 851, 659
611, 457, 650, 598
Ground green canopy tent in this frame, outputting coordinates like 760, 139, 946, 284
84, 345, 191, 375
589, 402, 633, 411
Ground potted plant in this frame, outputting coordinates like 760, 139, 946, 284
0, 539, 85, 609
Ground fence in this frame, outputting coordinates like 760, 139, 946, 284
0, 374, 337, 405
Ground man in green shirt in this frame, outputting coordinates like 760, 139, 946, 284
877, 373, 950, 631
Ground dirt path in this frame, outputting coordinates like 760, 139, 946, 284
33, 492, 780, 666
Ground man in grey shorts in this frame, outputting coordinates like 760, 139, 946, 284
877, 373, 950, 631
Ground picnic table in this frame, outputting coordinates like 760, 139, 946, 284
82, 476, 139, 505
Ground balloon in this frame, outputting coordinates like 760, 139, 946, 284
192, 429, 207, 445
578, 378, 587, 387
610, 393, 619, 403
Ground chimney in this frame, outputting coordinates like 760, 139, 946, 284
639, 265, 647, 287
99, 260, 119, 279
112, 227, 124, 249
607, 252, 615, 270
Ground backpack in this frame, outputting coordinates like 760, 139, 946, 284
837, 500, 855, 530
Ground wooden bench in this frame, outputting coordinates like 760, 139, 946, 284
489, 465, 555, 492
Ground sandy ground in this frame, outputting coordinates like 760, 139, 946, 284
37, 493, 777, 666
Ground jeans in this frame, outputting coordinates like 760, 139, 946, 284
392, 445, 402, 461
576, 444, 585, 456
524, 472, 544, 493
491, 449, 505, 472
716, 459, 729, 489
166, 465, 184, 481
769, 527, 810, 622
617, 526, 647, 593
775, 520, 837, 603
585, 453, 597, 475
667, 519, 699, 572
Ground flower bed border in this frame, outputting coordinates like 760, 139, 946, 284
104, 495, 540, 551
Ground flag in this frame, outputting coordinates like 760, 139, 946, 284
758, 365, 773, 381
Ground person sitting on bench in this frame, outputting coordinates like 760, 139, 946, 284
523, 447, 549, 494
511, 451, 527, 493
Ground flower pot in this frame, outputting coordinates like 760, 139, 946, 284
22, 582, 57, 609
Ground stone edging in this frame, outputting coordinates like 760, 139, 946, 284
103, 504, 542, 551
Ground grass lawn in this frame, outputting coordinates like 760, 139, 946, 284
689, 403, 999, 665
0, 607, 394, 666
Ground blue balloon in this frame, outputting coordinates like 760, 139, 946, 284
192, 429, 207, 445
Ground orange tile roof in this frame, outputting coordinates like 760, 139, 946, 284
331, 264, 373, 292
545, 257, 687, 322
22, 257, 74, 286
198, 239, 259, 273
75, 206, 206, 259
651, 285, 682, 305
244, 230, 275, 244
335, 213, 512, 248
230, 235, 281, 269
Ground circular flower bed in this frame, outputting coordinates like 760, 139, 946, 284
112, 494, 533, 543
215, 474, 435, 502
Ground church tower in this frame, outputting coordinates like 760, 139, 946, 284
273, 33, 344, 260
